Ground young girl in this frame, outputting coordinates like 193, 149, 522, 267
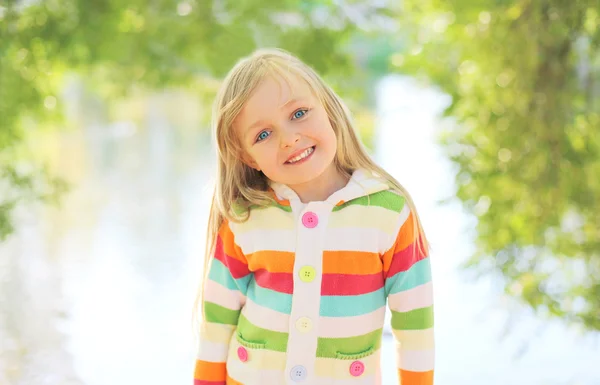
193, 48, 434, 385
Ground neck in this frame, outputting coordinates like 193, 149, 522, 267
288, 164, 349, 203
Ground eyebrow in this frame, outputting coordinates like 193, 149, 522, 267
246, 97, 307, 132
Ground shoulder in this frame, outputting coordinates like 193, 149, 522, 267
371, 188, 409, 214
339, 188, 409, 216
365, 188, 414, 250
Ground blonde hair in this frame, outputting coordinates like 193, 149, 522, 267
193, 47, 428, 331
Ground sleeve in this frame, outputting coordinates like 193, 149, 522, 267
382, 207, 434, 385
194, 220, 252, 385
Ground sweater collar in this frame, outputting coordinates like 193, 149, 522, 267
269, 168, 390, 207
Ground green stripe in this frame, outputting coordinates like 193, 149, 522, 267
204, 302, 240, 325
236, 315, 384, 359
237, 313, 289, 352
316, 328, 383, 359
333, 190, 405, 213
391, 306, 434, 330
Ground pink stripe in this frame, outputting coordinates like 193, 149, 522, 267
213, 236, 250, 279
321, 272, 384, 295
254, 269, 384, 296
254, 269, 293, 294
386, 241, 428, 278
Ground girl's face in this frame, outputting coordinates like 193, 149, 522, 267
234, 75, 338, 189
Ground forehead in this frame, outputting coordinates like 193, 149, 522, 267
234, 74, 313, 128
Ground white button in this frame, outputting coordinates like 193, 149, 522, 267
295, 317, 312, 333
290, 365, 307, 381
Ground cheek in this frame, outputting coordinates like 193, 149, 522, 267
320, 121, 337, 148
249, 145, 276, 167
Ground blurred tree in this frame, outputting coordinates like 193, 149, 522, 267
0, 0, 397, 241
396, 0, 600, 331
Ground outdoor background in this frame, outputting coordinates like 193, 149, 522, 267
1, 1, 599, 384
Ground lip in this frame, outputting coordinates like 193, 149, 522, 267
285, 146, 315, 164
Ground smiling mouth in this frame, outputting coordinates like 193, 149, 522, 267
286, 146, 315, 164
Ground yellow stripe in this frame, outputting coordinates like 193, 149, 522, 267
329, 204, 398, 234
230, 206, 295, 233
200, 322, 235, 344
314, 349, 380, 379
392, 328, 435, 350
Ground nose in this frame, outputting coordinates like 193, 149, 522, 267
280, 124, 300, 148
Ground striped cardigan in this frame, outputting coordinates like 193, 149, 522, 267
194, 169, 434, 385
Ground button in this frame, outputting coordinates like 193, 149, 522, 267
349, 360, 365, 377
290, 365, 307, 381
295, 317, 312, 332
298, 266, 316, 283
237, 346, 248, 362
301, 212, 318, 228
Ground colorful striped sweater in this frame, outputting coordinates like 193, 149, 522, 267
194, 169, 434, 385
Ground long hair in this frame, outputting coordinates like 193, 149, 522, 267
192, 48, 429, 332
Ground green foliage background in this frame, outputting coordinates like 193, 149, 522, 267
397, 0, 600, 331
1, 0, 599, 332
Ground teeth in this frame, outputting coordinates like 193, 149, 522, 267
287, 147, 314, 163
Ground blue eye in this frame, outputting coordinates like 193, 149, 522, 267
256, 130, 270, 142
292, 109, 308, 120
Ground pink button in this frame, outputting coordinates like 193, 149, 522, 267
237, 346, 248, 362
349, 360, 365, 377
302, 212, 318, 228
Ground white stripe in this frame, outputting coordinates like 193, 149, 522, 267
229, 367, 380, 385
319, 307, 386, 338
242, 297, 290, 333
242, 300, 387, 339
394, 203, 411, 234
237, 227, 395, 254
388, 282, 434, 312
196, 340, 229, 362
233, 211, 410, 255
227, 366, 286, 385
203, 279, 245, 310
234, 229, 297, 254
325, 227, 395, 254
397, 348, 435, 372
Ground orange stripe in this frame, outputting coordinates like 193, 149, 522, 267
399, 369, 434, 384
194, 360, 226, 382
226, 375, 244, 385
383, 212, 418, 274
396, 212, 416, 252
219, 221, 246, 264
247, 250, 295, 273
322, 251, 381, 274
